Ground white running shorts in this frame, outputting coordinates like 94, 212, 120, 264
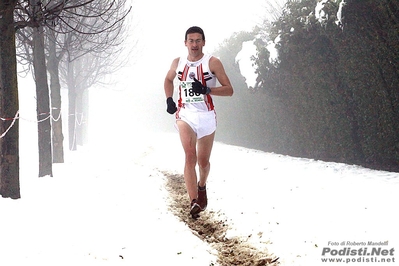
176, 108, 217, 139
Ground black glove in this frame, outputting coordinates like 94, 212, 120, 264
166, 97, 177, 114
192, 78, 211, 95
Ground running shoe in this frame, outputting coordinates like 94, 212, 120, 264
190, 199, 201, 218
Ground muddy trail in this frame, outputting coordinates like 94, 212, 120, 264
163, 172, 280, 266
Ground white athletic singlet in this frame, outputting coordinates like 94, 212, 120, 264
176, 54, 217, 112
175, 54, 217, 139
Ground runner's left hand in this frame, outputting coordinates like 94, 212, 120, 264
192, 78, 211, 95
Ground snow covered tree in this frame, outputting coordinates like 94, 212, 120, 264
253, 0, 399, 171
215, 0, 399, 171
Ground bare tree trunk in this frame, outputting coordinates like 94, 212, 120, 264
68, 90, 77, 151
67, 60, 88, 150
75, 87, 89, 146
48, 31, 64, 163
67, 59, 77, 151
81, 89, 89, 145
32, 24, 53, 177
0, 0, 20, 199
75, 89, 83, 146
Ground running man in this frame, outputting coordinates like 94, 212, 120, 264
164, 26, 233, 218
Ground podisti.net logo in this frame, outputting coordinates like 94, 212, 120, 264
321, 241, 396, 264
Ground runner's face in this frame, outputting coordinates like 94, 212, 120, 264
185, 33, 205, 57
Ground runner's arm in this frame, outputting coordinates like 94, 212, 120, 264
164, 58, 179, 98
209, 57, 234, 96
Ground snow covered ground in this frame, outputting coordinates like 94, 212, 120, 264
145, 133, 399, 265
1, 86, 398, 266
5, 1, 396, 265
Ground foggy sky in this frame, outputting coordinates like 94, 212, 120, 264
102, 0, 286, 135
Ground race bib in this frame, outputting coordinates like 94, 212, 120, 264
180, 81, 204, 103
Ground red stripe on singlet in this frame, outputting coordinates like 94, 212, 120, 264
177, 65, 190, 109
177, 61, 214, 112
197, 64, 215, 111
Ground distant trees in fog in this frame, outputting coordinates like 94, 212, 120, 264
0, 0, 131, 199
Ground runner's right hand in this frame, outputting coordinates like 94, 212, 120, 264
166, 97, 177, 114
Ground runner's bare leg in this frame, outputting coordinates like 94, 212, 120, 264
177, 120, 198, 201
197, 132, 215, 187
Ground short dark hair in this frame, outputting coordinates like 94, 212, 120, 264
185, 26, 205, 41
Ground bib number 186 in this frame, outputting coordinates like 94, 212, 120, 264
180, 81, 204, 103
184, 88, 201, 97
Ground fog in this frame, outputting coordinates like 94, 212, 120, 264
107, 0, 279, 138
16, 0, 285, 155
9, 3, 398, 264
